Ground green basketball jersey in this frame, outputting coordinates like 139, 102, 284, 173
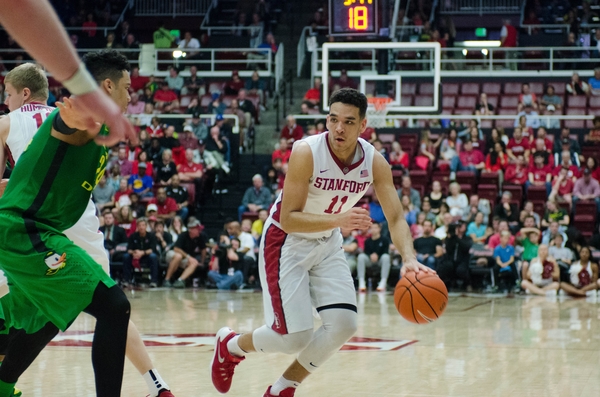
0, 109, 109, 231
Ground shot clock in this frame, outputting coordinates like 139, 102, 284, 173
329, 0, 378, 36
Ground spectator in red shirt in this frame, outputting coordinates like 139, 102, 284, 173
178, 148, 203, 182
450, 139, 485, 179
500, 19, 518, 69
535, 127, 553, 153
507, 127, 531, 163
487, 220, 515, 250
146, 116, 163, 138
280, 115, 304, 143
553, 149, 580, 181
485, 141, 509, 173
526, 152, 552, 197
272, 138, 291, 164
583, 157, 600, 182
549, 167, 574, 208
149, 187, 178, 224
132, 151, 154, 178
224, 70, 245, 96
303, 77, 322, 106
114, 177, 133, 210
389, 141, 409, 170
505, 155, 529, 185
130, 66, 149, 93
529, 138, 551, 167
153, 83, 179, 113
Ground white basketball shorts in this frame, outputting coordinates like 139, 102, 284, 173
63, 199, 110, 275
259, 221, 357, 335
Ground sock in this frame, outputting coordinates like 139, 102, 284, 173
143, 369, 170, 397
227, 335, 247, 358
270, 376, 299, 396
0, 380, 16, 397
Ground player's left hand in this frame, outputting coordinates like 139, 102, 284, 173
400, 258, 436, 277
56, 97, 101, 134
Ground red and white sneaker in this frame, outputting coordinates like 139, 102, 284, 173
211, 327, 245, 393
263, 386, 296, 397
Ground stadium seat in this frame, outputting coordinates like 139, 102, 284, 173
461, 83, 480, 95
548, 82, 565, 95
401, 83, 417, 95
564, 108, 586, 128
573, 214, 596, 238
408, 170, 429, 189
431, 170, 451, 185
486, 95, 499, 109
222, 95, 236, 107
529, 82, 544, 95
503, 82, 522, 95
459, 184, 473, 198
181, 183, 195, 205
392, 169, 405, 188
442, 96, 456, 108
495, 119, 514, 129
526, 185, 548, 202
589, 96, 600, 109
378, 133, 395, 143
209, 82, 225, 93
457, 96, 477, 109
503, 184, 523, 205
532, 201, 545, 219
567, 96, 587, 109
479, 172, 500, 187
456, 171, 477, 188
443, 83, 459, 95
480, 120, 493, 128
582, 146, 600, 161
401, 95, 414, 107
200, 94, 213, 109
482, 83, 501, 95
499, 96, 519, 109
180, 95, 194, 108
477, 184, 499, 203
453, 108, 474, 116
414, 95, 434, 106
419, 83, 434, 95
242, 211, 259, 223
575, 200, 598, 220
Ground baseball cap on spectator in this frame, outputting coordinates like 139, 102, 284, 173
198, 139, 205, 146
138, 162, 147, 169
232, 70, 239, 76
212, 92, 220, 100
192, 112, 201, 119
183, 125, 193, 132
546, 104, 556, 112
187, 217, 205, 231
561, 138, 570, 146
147, 204, 158, 212
215, 114, 224, 121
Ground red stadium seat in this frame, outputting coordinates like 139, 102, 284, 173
482, 83, 501, 95
459, 184, 473, 198
456, 171, 477, 187
431, 170, 451, 186
200, 94, 213, 109
582, 146, 600, 161
480, 172, 500, 187
503, 82, 522, 95
495, 119, 515, 128
401, 95, 414, 107
589, 96, 600, 109
453, 108, 474, 116
499, 96, 519, 109
419, 83, 434, 95
461, 83, 480, 95
548, 82, 565, 95
477, 184, 499, 203
209, 82, 225, 93
529, 82, 544, 95
480, 120, 493, 128
457, 96, 477, 109
575, 200, 598, 220
486, 95, 499, 109
573, 214, 596, 238
567, 96, 587, 108
526, 185, 548, 202
401, 83, 417, 95
181, 183, 195, 205
442, 96, 456, 108
414, 95, 434, 106
222, 95, 236, 107
378, 133, 395, 143
503, 184, 523, 205
242, 211, 259, 223
443, 83, 459, 95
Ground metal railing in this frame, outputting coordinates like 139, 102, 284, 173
296, 25, 329, 77
275, 43, 285, 91
310, 45, 600, 79
439, 0, 524, 15
135, 0, 211, 17
0, 47, 277, 77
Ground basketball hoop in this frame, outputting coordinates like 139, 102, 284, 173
366, 97, 393, 129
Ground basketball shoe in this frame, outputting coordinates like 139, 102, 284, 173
211, 327, 244, 393
263, 386, 295, 397
146, 390, 175, 397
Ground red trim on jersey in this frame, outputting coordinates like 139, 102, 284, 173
325, 132, 365, 175
272, 197, 283, 223
263, 224, 288, 334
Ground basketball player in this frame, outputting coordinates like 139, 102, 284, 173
0, 62, 174, 397
211, 88, 433, 397
0, 0, 136, 148
0, 50, 137, 397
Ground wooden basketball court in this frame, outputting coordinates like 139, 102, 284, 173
15, 289, 600, 396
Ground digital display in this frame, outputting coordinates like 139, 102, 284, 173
329, 0, 377, 36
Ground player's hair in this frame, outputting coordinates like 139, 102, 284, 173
82, 49, 130, 85
4, 63, 49, 101
328, 88, 368, 119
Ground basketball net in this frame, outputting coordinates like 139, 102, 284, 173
366, 97, 392, 129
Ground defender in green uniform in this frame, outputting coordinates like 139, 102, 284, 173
0, 50, 132, 397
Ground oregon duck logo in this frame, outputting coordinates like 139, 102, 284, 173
44, 252, 66, 276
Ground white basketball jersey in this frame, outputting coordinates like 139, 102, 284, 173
6, 102, 54, 165
270, 133, 375, 240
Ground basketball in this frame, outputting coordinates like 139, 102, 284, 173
394, 272, 448, 324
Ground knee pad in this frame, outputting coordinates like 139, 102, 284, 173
252, 326, 313, 355
320, 309, 358, 343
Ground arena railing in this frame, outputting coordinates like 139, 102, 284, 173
0, 47, 277, 78
438, 0, 522, 15
135, 0, 211, 17
290, 113, 596, 129
310, 46, 600, 80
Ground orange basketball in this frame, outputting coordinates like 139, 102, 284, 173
394, 272, 448, 324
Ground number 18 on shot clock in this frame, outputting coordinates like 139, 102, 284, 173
329, 0, 378, 36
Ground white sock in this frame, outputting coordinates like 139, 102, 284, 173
143, 369, 170, 396
227, 334, 247, 357
270, 376, 299, 396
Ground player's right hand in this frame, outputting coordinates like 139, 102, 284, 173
338, 207, 372, 230
73, 88, 138, 147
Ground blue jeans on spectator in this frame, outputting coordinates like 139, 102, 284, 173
572, 196, 600, 214
450, 157, 477, 173
417, 253, 437, 270
123, 253, 159, 284
177, 207, 189, 222
524, 181, 552, 197
208, 270, 244, 290
238, 205, 248, 222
